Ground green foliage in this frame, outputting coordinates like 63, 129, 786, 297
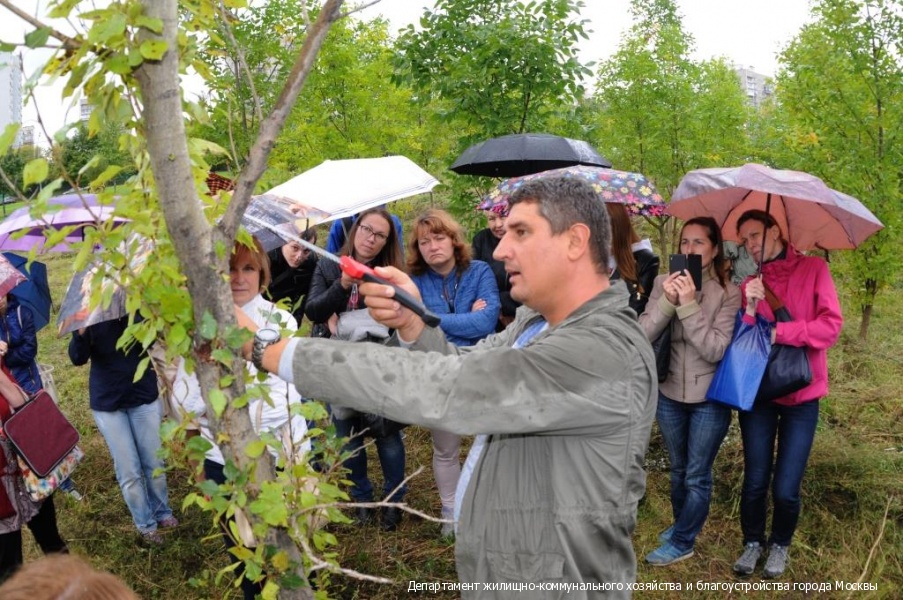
773, 0, 903, 336
394, 0, 592, 137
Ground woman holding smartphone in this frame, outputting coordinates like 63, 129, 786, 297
639, 216, 741, 565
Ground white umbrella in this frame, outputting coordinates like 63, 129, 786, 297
264, 156, 439, 221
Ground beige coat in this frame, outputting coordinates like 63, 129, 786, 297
640, 272, 741, 402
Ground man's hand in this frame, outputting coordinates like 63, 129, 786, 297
360, 266, 425, 343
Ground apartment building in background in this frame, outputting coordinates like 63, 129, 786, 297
735, 65, 774, 108
0, 52, 23, 146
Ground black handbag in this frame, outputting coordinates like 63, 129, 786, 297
650, 320, 672, 383
755, 286, 812, 402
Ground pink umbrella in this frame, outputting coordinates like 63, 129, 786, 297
0, 194, 125, 253
668, 163, 883, 250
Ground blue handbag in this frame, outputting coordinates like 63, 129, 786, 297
707, 311, 771, 411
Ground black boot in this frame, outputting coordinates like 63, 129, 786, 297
381, 507, 402, 531
354, 506, 373, 526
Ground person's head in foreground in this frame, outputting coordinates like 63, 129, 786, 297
0, 554, 138, 599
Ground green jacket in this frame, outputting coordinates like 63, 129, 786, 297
291, 282, 656, 598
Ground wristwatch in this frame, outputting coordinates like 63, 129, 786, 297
251, 328, 280, 371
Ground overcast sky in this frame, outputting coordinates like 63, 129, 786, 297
3, 0, 814, 142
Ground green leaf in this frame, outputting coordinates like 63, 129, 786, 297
23, 159, 48, 187
88, 13, 127, 44
105, 53, 132, 75
199, 311, 217, 340
0, 41, 15, 52
0, 124, 20, 155
244, 440, 266, 458
140, 40, 168, 61
89, 165, 123, 188
135, 15, 164, 34
24, 28, 51, 48
208, 388, 227, 417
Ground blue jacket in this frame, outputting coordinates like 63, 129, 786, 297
0, 299, 42, 394
68, 317, 158, 412
411, 261, 500, 346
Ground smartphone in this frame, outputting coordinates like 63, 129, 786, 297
669, 254, 703, 291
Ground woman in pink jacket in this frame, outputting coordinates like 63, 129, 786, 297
732, 210, 843, 579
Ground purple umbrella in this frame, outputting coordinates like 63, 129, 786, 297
0, 194, 125, 252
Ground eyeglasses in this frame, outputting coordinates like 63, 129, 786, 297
358, 223, 388, 242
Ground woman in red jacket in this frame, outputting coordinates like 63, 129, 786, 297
732, 210, 843, 579
0, 366, 68, 582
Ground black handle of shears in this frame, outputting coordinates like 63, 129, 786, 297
359, 272, 441, 328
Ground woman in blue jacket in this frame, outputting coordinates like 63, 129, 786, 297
408, 209, 499, 537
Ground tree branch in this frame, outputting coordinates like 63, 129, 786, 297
0, 0, 79, 49
220, 0, 347, 238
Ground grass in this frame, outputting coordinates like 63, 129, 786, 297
19, 251, 903, 599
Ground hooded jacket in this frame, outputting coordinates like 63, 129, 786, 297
286, 283, 656, 598
740, 246, 842, 406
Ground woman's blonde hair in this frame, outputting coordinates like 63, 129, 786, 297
0, 554, 139, 599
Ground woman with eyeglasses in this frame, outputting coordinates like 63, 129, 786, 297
304, 207, 408, 531
408, 209, 499, 538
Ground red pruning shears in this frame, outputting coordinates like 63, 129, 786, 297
244, 216, 441, 327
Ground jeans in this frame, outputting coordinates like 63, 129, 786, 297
334, 414, 406, 502
93, 399, 174, 533
738, 399, 819, 546
656, 394, 731, 551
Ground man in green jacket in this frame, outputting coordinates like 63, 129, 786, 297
242, 176, 657, 598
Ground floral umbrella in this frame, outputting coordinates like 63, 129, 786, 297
478, 166, 666, 217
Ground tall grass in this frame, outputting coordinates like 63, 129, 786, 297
21, 252, 903, 599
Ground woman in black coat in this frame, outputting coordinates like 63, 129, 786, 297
607, 203, 660, 316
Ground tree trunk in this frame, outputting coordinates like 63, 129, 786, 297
858, 278, 877, 341
133, 1, 345, 597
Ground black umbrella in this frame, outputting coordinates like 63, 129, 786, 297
450, 133, 612, 177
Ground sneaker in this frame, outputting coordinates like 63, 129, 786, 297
158, 516, 179, 529
733, 542, 763, 575
645, 542, 694, 566
141, 530, 164, 545
66, 489, 84, 502
763, 544, 789, 578
440, 508, 455, 539
658, 525, 674, 544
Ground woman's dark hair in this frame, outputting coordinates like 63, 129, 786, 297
682, 216, 729, 288
407, 209, 471, 276
606, 203, 642, 293
339, 207, 404, 269
736, 209, 785, 242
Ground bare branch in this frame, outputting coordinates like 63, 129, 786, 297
220, 0, 347, 238
216, 1, 264, 125
340, 0, 383, 19
0, 0, 79, 49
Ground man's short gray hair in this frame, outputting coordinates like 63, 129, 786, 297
509, 175, 611, 273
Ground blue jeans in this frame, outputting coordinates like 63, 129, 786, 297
334, 414, 407, 502
738, 399, 819, 546
656, 394, 732, 551
93, 399, 174, 533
